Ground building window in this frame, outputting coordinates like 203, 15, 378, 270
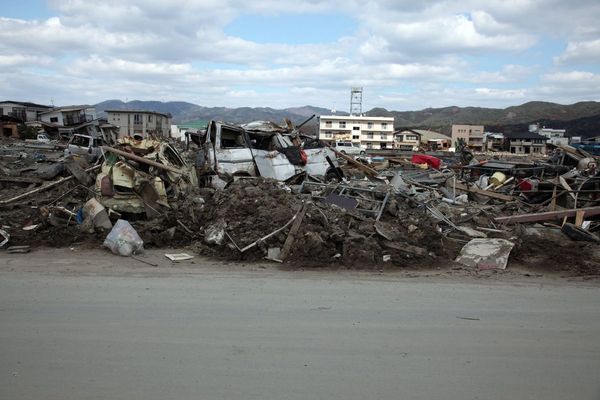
380, 133, 387, 140
381, 143, 387, 149
407, 135, 418, 140
325, 121, 332, 128
352, 135, 360, 140
134, 114, 142, 124
367, 122, 373, 129
148, 114, 153, 122
353, 126, 360, 130
339, 121, 346, 128
50, 117, 58, 123
367, 133, 373, 139
366, 142, 373, 149
381, 123, 388, 130
324, 131, 332, 138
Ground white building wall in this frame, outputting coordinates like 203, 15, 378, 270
40, 110, 64, 125
319, 115, 394, 149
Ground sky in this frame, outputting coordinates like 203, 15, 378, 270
1, 0, 599, 111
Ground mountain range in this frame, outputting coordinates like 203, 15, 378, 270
94, 100, 600, 137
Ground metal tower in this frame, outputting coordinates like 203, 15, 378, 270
350, 87, 363, 116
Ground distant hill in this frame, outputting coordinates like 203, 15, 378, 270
94, 99, 600, 137
367, 101, 600, 132
94, 100, 338, 125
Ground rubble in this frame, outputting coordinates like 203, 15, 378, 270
0, 120, 599, 276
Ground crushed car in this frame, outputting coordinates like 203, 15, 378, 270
195, 120, 342, 187
94, 137, 198, 215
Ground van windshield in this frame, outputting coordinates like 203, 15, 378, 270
70, 135, 91, 147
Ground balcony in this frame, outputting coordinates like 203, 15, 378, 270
63, 113, 93, 126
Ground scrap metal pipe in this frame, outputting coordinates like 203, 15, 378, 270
101, 146, 184, 175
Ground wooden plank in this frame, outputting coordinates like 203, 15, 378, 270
101, 146, 184, 175
322, 142, 379, 177
575, 210, 585, 227
278, 202, 309, 262
450, 181, 514, 202
559, 176, 576, 201
495, 206, 600, 224
550, 182, 557, 211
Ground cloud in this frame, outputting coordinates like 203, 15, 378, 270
469, 65, 535, 84
555, 39, 600, 65
1, 0, 599, 110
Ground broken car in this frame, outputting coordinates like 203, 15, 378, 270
196, 120, 342, 187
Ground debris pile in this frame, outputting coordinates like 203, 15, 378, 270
1, 122, 599, 275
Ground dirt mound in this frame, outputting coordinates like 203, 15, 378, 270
172, 178, 445, 268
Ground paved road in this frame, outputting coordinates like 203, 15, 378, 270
1, 267, 599, 400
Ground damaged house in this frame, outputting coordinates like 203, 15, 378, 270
38, 105, 100, 138
0, 100, 52, 123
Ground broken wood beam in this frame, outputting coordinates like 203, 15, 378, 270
0, 165, 101, 205
449, 181, 514, 202
278, 202, 309, 261
495, 206, 600, 224
322, 142, 379, 177
101, 146, 184, 175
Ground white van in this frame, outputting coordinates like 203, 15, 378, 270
64, 134, 103, 160
196, 121, 342, 186
333, 141, 366, 155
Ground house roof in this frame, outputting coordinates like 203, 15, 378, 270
39, 105, 95, 114
503, 132, 548, 140
105, 109, 172, 119
0, 100, 52, 109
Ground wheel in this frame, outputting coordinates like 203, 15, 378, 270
360, 151, 366, 155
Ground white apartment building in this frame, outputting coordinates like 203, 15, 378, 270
106, 110, 171, 138
530, 124, 568, 146
319, 115, 395, 149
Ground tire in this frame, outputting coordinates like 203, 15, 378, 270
360, 151, 366, 155
561, 223, 600, 242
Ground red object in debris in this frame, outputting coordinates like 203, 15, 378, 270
411, 154, 441, 169
518, 178, 539, 192
300, 149, 308, 165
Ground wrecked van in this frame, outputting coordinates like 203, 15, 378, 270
95, 137, 198, 215
196, 120, 341, 187
64, 134, 103, 160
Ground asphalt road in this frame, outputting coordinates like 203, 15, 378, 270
1, 263, 599, 400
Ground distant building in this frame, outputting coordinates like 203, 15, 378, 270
451, 124, 484, 151
319, 115, 395, 150
530, 123, 568, 146
395, 129, 451, 151
0, 101, 51, 122
484, 132, 504, 152
38, 105, 98, 137
503, 131, 548, 155
394, 130, 420, 150
0, 115, 21, 139
171, 120, 208, 141
106, 110, 172, 138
